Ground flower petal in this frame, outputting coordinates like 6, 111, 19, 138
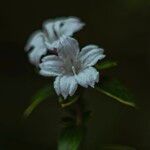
39, 55, 63, 77
43, 17, 85, 42
28, 48, 47, 65
54, 76, 61, 95
56, 36, 79, 61
75, 67, 99, 88
60, 17, 85, 36
25, 31, 47, 65
54, 75, 78, 99
79, 45, 105, 68
43, 21, 58, 43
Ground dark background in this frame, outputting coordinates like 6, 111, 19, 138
0, 0, 150, 149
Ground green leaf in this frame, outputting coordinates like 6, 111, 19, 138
96, 60, 117, 70
95, 78, 136, 108
102, 145, 136, 150
24, 85, 54, 118
58, 126, 85, 150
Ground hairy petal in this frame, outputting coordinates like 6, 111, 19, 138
75, 67, 99, 88
54, 75, 78, 99
79, 45, 105, 68
39, 55, 63, 77
25, 31, 47, 65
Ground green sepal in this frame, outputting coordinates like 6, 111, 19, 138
96, 60, 117, 70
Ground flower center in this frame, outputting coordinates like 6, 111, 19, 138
72, 66, 77, 75
63, 57, 81, 75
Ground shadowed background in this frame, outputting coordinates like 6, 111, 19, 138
0, 0, 150, 149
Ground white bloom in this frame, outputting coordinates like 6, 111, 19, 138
39, 36, 105, 99
25, 17, 85, 65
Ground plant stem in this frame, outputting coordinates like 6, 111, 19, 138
75, 101, 83, 126
75, 88, 85, 126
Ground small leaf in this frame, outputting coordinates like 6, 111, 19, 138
102, 145, 136, 150
58, 126, 85, 150
96, 60, 117, 70
24, 85, 55, 118
96, 78, 136, 108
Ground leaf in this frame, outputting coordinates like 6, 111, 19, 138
58, 126, 85, 150
24, 85, 55, 118
102, 145, 136, 150
95, 78, 136, 108
96, 60, 117, 70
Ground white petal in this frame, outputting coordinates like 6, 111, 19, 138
43, 17, 85, 42
57, 36, 79, 61
79, 45, 105, 68
54, 76, 61, 95
75, 67, 99, 88
25, 31, 47, 65
28, 47, 47, 65
60, 17, 85, 36
39, 55, 63, 77
55, 75, 78, 99
25, 31, 45, 51
43, 21, 58, 43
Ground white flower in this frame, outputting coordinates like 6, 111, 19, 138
39, 36, 105, 99
25, 17, 85, 65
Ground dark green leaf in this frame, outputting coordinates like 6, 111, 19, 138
96, 60, 117, 70
24, 85, 55, 118
96, 79, 136, 108
58, 126, 85, 150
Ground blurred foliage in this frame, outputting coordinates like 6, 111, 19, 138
96, 60, 117, 70
102, 144, 136, 150
24, 85, 55, 118
58, 126, 85, 150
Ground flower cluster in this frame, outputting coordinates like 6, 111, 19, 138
25, 17, 105, 99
